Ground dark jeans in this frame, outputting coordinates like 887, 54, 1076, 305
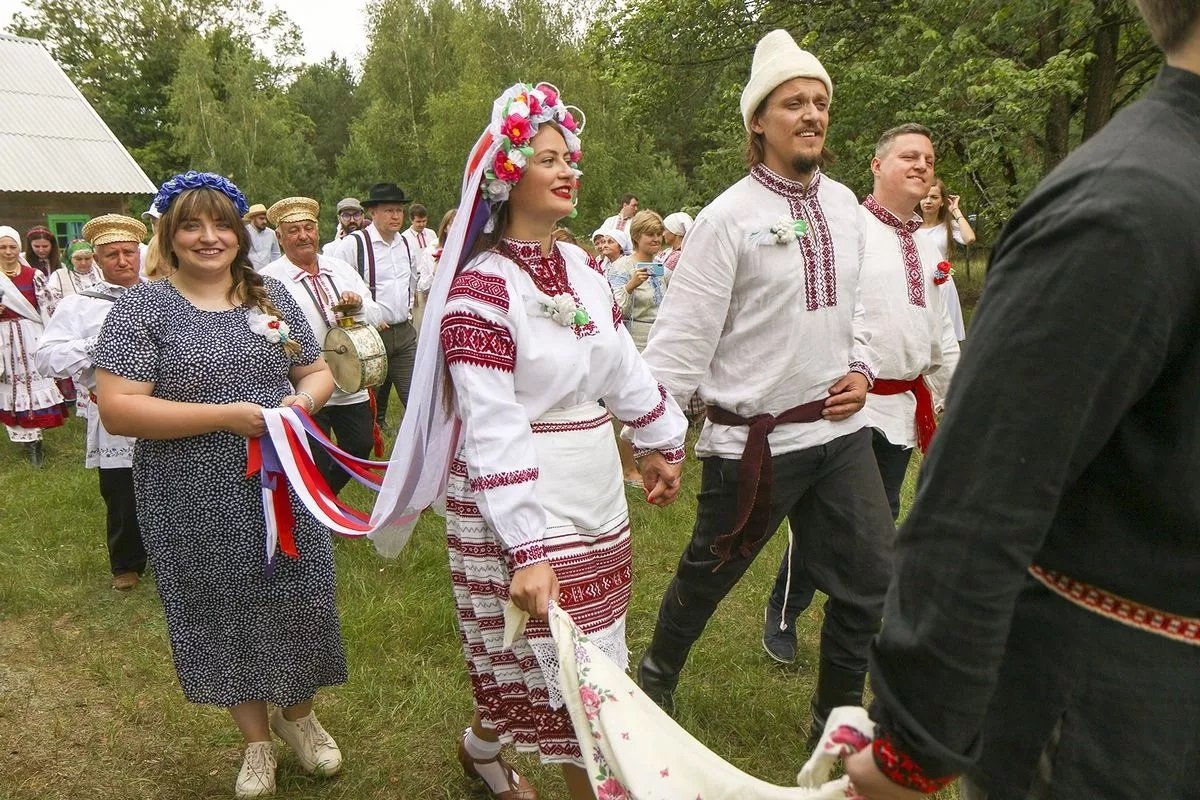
768, 429, 912, 619
651, 428, 894, 673
98, 467, 145, 575
375, 320, 417, 426
313, 400, 375, 494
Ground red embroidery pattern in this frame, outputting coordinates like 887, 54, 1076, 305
1029, 564, 1200, 646
873, 733, 956, 793
441, 311, 516, 372
506, 541, 548, 570
468, 467, 539, 493
448, 270, 510, 314
863, 195, 926, 308
612, 299, 624, 329
498, 238, 598, 339
751, 164, 837, 310
530, 412, 611, 434
586, 253, 606, 277
625, 383, 668, 429
633, 445, 686, 464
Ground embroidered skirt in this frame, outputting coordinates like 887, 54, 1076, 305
447, 401, 631, 766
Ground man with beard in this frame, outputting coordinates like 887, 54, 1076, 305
261, 197, 383, 494
634, 29, 893, 745
35, 214, 147, 589
244, 202, 280, 271
322, 197, 366, 255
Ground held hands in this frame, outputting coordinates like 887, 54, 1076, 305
823, 371, 869, 421
509, 561, 559, 620
223, 402, 267, 438
626, 267, 650, 292
636, 451, 682, 507
843, 749, 926, 800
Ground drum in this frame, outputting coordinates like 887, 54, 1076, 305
324, 321, 386, 393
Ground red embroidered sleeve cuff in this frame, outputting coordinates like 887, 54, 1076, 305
872, 732, 957, 794
632, 445, 686, 465
505, 540, 548, 571
625, 383, 668, 429
848, 360, 876, 388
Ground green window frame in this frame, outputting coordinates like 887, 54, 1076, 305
47, 214, 90, 251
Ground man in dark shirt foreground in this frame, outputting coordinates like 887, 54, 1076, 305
845, 2, 1200, 798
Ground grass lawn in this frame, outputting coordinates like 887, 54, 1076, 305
0, 260, 983, 799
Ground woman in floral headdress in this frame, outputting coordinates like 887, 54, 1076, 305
375, 82, 687, 799
0, 224, 66, 466
93, 172, 345, 798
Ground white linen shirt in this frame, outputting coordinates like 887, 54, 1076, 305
401, 225, 439, 256
913, 222, 968, 341
34, 279, 137, 468
245, 224, 281, 271
642, 166, 879, 459
328, 224, 416, 325
859, 204, 961, 448
260, 254, 384, 406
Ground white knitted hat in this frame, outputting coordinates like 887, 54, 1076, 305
739, 29, 833, 131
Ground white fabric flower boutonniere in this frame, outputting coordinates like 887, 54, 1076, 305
748, 219, 810, 246
536, 292, 590, 327
247, 308, 292, 345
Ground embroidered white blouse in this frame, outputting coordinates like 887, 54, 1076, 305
440, 239, 687, 566
607, 254, 671, 351
858, 199, 961, 448
642, 165, 879, 459
913, 222, 968, 341
34, 280, 137, 468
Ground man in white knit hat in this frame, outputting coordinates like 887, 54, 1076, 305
635, 29, 893, 747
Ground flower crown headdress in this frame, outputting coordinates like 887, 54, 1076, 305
153, 171, 250, 217
481, 82, 585, 228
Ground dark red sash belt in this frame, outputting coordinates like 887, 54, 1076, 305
705, 397, 826, 565
870, 376, 935, 453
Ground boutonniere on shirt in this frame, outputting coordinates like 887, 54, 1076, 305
536, 292, 590, 327
247, 308, 292, 345
933, 261, 954, 285
749, 219, 809, 246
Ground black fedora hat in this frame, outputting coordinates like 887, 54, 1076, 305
362, 182, 410, 208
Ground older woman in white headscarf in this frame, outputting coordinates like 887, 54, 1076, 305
590, 226, 631, 270
0, 225, 66, 466
658, 212, 693, 271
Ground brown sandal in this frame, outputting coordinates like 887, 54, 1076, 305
456, 733, 538, 800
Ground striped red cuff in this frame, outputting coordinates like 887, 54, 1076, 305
872, 733, 957, 793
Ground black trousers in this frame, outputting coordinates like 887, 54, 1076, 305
313, 400, 375, 494
768, 429, 912, 617
375, 321, 417, 426
651, 428, 894, 673
98, 467, 145, 575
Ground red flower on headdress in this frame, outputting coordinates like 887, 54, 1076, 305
536, 82, 559, 107
493, 150, 523, 182
568, 149, 582, 164
501, 113, 533, 146
526, 93, 544, 116
561, 110, 578, 132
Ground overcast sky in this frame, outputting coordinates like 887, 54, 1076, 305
0, 0, 369, 69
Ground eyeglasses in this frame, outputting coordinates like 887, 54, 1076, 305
339, 211, 364, 220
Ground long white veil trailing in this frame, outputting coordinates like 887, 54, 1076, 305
366, 129, 497, 556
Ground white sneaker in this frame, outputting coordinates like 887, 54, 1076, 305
235, 741, 276, 798
270, 709, 342, 776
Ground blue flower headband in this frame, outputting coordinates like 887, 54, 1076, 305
153, 171, 249, 217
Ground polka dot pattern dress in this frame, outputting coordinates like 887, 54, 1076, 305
93, 278, 347, 707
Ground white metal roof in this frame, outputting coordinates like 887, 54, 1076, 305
0, 33, 157, 194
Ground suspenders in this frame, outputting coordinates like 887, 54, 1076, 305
351, 229, 413, 312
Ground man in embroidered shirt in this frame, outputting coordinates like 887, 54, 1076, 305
261, 197, 384, 494
634, 29, 894, 746
35, 214, 147, 591
601, 193, 639, 232
762, 124, 960, 665
843, 2, 1200, 797
401, 203, 439, 257
244, 203, 280, 271
329, 182, 418, 432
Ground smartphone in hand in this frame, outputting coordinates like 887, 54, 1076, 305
637, 261, 664, 277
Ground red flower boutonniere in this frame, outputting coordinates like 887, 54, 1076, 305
933, 261, 954, 286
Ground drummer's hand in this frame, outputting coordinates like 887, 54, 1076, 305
377, 321, 390, 331
338, 291, 362, 307
509, 561, 558, 621
223, 402, 266, 438
637, 451, 682, 507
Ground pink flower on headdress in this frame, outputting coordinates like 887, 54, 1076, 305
527, 92, 544, 116
536, 83, 559, 107
493, 150, 523, 182
561, 110, 578, 132
501, 113, 533, 146
568, 149, 582, 164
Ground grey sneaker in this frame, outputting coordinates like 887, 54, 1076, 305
234, 741, 276, 798
762, 606, 797, 664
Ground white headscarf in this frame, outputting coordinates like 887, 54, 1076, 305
0, 225, 20, 245
591, 227, 632, 256
662, 212, 693, 238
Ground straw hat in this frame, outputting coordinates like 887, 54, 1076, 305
267, 197, 319, 227
82, 214, 148, 246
